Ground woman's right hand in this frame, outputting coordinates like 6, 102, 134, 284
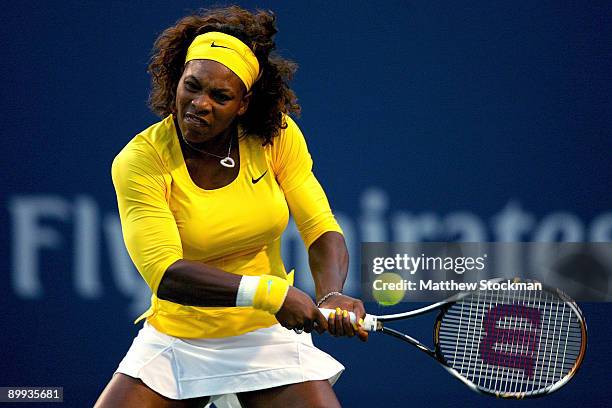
275, 286, 328, 334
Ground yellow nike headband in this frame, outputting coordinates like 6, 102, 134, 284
185, 31, 260, 91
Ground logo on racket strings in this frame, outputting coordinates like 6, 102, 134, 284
479, 305, 541, 378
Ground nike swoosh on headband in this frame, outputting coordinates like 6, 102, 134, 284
211, 41, 231, 49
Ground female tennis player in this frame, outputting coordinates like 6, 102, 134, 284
95, 6, 367, 408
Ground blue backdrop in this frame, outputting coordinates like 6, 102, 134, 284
1, 1, 611, 407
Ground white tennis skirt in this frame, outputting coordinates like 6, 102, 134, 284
115, 322, 344, 407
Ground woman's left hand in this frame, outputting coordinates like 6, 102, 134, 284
318, 294, 368, 342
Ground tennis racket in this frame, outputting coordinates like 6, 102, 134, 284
320, 278, 587, 398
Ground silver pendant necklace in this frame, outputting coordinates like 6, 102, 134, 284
180, 131, 235, 168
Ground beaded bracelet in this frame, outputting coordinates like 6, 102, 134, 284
316, 291, 342, 307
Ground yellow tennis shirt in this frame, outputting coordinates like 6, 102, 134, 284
111, 115, 343, 338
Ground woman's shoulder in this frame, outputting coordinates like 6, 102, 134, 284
263, 114, 304, 152
262, 114, 312, 177
113, 116, 176, 172
279, 114, 301, 139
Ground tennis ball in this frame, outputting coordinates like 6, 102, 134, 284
372, 272, 406, 306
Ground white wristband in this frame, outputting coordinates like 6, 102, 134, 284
236, 275, 261, 306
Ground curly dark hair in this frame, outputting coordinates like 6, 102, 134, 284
147, 6, 301, 145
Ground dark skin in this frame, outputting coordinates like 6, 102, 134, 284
310, 232, 368, 341
95, 374, 339, 408
95, 60, 366, 408
175, 60, 248, 190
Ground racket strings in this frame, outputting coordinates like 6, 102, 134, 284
437, 288, 584, 396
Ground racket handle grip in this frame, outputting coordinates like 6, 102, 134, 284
319, 308, 378, 331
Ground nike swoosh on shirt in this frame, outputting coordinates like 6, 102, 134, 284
251, 170, 268, 184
